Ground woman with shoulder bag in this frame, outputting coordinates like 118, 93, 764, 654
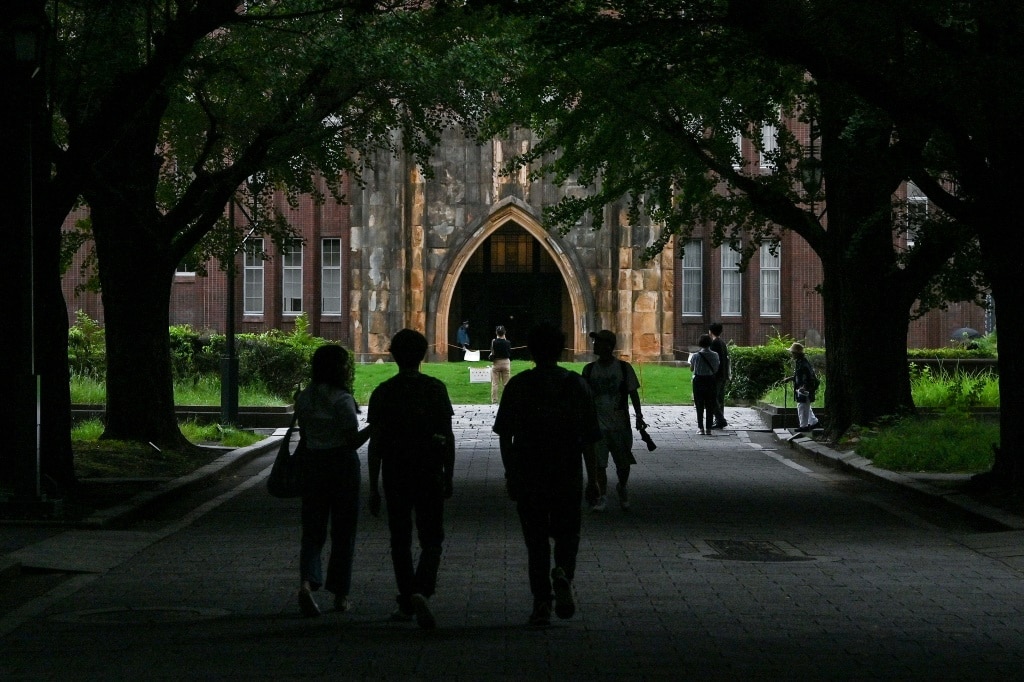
293, 344, 370, 617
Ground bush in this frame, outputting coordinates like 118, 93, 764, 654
728, 346, 824, 402
70, 311, 340, 402
67, 310, 106, 379
169, 324, 206, 384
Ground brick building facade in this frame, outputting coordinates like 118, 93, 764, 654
61, 128, 987, 362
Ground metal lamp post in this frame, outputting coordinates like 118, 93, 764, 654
2, 4, 56, 516
221, 179, 261, 426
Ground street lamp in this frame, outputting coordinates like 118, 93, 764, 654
799, 118, 824, 217
221, 178, 262, 426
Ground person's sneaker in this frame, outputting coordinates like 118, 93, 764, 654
410, 593, 436, 630
591, 495, 607, 512
711, 420, 728, 429
616, 482, 630, 510
551, 568, 575, 619
335, 595, 352, 613
298, 587, 320, 618
528, 600, 551, 626
697, 429, 706, 436
389, 608, 414, 622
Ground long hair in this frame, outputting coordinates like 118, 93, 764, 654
310, 344, 353, 393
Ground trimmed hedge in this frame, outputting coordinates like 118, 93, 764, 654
70, 311, 340, 400
727, 346, 825, 402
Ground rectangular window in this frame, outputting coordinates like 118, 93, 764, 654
721, 246, 742, 316
760, 122, 778, 169
906, 181, 928, 248
681, 239, 703, 315
243, 238, 265, 315
282, 239, 303, 315
732, 129, 744, 169
760, 243, 781, 316
321, 238, 342, 315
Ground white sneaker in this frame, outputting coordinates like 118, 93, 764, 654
591, 496, 607, 512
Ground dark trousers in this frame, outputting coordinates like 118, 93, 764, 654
300, 449, 360, 595
384, 481, 445, 610
692, 375, 716, 431
517, 490, 582, 603
712, 375, 727, 424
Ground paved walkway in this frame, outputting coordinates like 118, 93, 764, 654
3, 406, 1024, 680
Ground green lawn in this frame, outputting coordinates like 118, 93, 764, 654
352, 360, 693, 405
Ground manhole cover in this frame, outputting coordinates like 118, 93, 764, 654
51, 606, 231, 624
702, 539, 816, 562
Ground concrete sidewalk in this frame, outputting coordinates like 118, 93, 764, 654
3, 405, 1024, 679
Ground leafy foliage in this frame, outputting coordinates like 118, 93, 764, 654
67, 310, 106, 379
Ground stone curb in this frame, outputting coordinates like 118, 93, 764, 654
75, 435, 281, 529
774, 428, 1024, 530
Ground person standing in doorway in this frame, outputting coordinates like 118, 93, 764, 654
787, 342, 820, 432
489, 325, 512, 404
456, 320, 471, 360
367, 329, 456, 629
582, 329, 645, 511
493, 323, 601, 626
294, 344, 371, 617
708, 323, 730, 430
688, 334, 720, 436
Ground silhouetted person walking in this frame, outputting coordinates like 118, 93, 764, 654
294, 344, 370, 617
493, 323, 600, 626
583, 329, 646, 511
368, 329, 455, 629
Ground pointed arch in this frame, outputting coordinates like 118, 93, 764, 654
431, 198, 593, 360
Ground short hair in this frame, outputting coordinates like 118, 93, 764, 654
698, 334, 712, 348
527, 323, 565, 363
495, 325, 506, 336
709, 322, 723, 336
389, 329, 428, 368
311, 344, 350, 389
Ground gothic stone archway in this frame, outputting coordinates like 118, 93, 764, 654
433, 201, 591, 361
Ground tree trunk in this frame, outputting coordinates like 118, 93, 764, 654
808, 84, 918, 438
977, 231, 1024, 489
820, 260, 914, 437
88, 201, 191, 450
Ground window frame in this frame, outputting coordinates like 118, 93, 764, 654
680, 238, 703, 316
321, 238, 342, 315
721, 245, 742, 317
243, 238, 265, 316
281, 239, 304, 316
759, 243, 781, 317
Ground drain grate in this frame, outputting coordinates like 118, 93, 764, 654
703, 539, 816, 562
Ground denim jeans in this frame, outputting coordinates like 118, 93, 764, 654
300, 448, 360, 596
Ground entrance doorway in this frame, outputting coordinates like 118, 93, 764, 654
450, 223, 568, 359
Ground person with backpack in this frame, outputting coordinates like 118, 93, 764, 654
493, 323, 601, 626
688, 334, 720, 436
583, 329, 646, 511
787, 342, 820, 432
